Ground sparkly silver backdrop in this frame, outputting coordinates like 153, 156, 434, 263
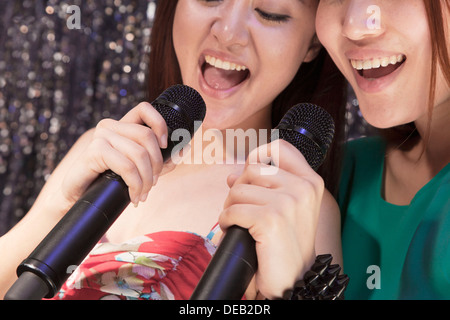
0, 0, 157, 235
0, 0, 375, 236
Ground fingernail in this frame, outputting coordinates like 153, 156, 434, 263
160, 134, 168, 149
140, 192, 148, 202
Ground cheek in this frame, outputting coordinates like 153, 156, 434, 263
315, 7, 334, 50
172, 3, 204, 80
256, 47, 303, 105
315, 10, 345, 72
263, 31, 312, 85
172, 9, 188, 70
434, 66, 450, 108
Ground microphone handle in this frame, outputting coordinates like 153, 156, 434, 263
190, 226, 257, 300
5, 142, 175, 300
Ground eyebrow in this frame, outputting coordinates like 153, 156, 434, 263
297, 0, 314, 6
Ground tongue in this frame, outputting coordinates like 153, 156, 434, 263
203, 64, 248, 90
362, 63, 401, 79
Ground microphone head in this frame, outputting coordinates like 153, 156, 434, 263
152, 84, 206, 134
274, 103, 335, 171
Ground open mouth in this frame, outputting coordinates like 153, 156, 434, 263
201, 55, 250, 91
351, 54, 406, 80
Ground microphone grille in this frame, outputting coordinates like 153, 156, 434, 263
152, 84, 206, 134
275, 103, 335, 171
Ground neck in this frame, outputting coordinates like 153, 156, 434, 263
175, 121, 272, 168
413, 96, 450, 173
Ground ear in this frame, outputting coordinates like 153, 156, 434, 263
303, 34, 322, 63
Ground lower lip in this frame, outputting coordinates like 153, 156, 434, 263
197, 66, 248, 100
352, 62, 405, 94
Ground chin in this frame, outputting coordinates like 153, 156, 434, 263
201, 115, 231, 131
201, 107, 242, 130
360, 95, 424, 129
362, 110, 413, 130
356, 106, 391, 130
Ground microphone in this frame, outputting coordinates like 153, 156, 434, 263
190, 103, 335, 300
5, 84, 206, 300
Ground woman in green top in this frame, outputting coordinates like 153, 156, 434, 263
316, 0, 450, 299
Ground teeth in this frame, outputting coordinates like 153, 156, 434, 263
350, 54, 405, 71
205, 55, 247, 71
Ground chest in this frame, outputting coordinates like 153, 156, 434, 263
105, 164, 242, 243
383, 149, 437, 206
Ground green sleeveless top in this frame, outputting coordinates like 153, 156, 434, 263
338, 136, 450, 300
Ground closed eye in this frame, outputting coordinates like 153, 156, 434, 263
255, 8, 290, 23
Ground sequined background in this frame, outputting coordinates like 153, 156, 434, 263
0, 0, 375, 236
0, 0, 157, 235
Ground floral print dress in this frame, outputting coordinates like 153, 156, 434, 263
51, 227, 219, 300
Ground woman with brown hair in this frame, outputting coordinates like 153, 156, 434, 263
0, 0, 347, 300
316, 0, 450, 299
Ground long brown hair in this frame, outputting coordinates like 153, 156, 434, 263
147, 1, 347, 196
382, 0, 450, 150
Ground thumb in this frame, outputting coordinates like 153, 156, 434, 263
226, 173, 240, 188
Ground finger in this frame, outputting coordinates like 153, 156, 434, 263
160, 158, 176, 176
247, 139, 315, 177
107, 133, 156, 197
96, 119, 165, 178
219, 202, 291, 245
85, 138, 145, 206
219, 203, 264, 232
223, 183, 275, 209
120, 102, 169, 149
230, 162, 297, 190
93, 126, 158, 201
226, 173, 240, 188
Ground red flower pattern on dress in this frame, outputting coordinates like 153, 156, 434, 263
51, 231, 217, 300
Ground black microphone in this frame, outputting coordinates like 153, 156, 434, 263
190, 103, 335, 300
5, 84, 206, 300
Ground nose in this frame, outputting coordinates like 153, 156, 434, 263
342, 0, 385, 41
211, 2, 250, 50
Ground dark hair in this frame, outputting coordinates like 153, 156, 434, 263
147, 1, 348, 196
381, 0, 450, 151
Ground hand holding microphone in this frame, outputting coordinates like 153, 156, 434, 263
190, 103, 335, 300
63, 85, 206, 208
5, 85, 206, 300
